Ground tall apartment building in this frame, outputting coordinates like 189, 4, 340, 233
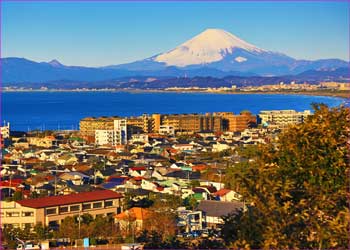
215, 111, 257, 132
127, 114, 154, 134
258, 110, 311, 127
95, 119, 127, 146
80, 117, 115, 143
161, 113, 222, 133
80, 111, 256, 141
0, 122, 10, 139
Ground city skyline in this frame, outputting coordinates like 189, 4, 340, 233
2, 1, 349, 67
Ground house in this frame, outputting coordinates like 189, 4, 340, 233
164, 170, 200, 181
212, 142, 231, 152
56, 154, 78, 166
172, 144, 194, 151
191, 186, 217, 201
129, 166, 147, 177
213, 188, 242, 201
197, 200, 244, 228
59, 171, 90, 185
115, 207, 152, 234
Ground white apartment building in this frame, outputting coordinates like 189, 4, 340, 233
114, 119, 127, 145
259, 110, 311, 127
159, 125, 175, 136
95, 119, 127, 146
1, 122, 10, 139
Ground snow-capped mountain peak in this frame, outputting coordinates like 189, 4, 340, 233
155, 28, 266, 67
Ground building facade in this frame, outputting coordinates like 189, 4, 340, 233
0, 190, 124, 230
258, 110, 311, 127
80, 111, 257, 141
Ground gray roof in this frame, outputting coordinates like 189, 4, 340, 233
197, 200, 244, 217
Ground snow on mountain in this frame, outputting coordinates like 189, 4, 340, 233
155, 28, 266, 67
235, 56, 247, 63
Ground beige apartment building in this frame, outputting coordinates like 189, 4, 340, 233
0, 190, 124, 230
258, 110, 311, 127
80, 117, 115, 142
215, 111, 257, 132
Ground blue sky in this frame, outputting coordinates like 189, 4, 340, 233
1, 1, 349, 67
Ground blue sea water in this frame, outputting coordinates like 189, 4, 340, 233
1, 91, 345, 131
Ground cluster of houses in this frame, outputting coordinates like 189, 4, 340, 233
0, 126, 280, 237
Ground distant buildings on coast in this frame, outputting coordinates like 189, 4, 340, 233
79, 110, 311, 146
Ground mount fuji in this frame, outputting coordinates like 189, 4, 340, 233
2, 28, 349, 84
110, 28, 348, 76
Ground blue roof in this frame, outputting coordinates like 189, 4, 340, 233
101, 182, 120, 189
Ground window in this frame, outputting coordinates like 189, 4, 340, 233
46, 208, 57, 215
116, 207, 122, 214
22, 211, 34, 217
104, 201, 113, 207
6, 212, 20, 217
59, 206, 68, 213
93, 202, 102, 209
70, 205, 80, 212
22, 223, 34, 229
82, 203, 91, 210
12, 223, 20, 228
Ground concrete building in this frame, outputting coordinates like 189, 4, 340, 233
81, 111, 257, 141
215, 111, 256, 132
159, 125, 175, 136
0, 122, 10, 139
258, 110, 311, 127
152, 113, 161, 133
0, 190, 123, 230
80, 117, 115, 143
95, 119, 127, 146
114, 119, 128, 145
95, 130, 115, 146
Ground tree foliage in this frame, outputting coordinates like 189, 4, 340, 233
224, 104, 350, 249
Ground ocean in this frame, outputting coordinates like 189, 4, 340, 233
1, 91, 345, 131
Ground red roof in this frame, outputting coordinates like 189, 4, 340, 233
213, 189, 232, 197
17, 190, 123, 208
0, 181, 21, 188
130, 166, 146, 171
115, 207, 152, 220
192, 164, 208, 172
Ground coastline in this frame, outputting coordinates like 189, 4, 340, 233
3, 88, 349, 100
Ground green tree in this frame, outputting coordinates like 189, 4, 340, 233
224, 104, 350, 249
34, 223, 52, 240
12, 191, 23, 201
57, 217, 79, 244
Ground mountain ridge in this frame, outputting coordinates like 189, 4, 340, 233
2, 28, 349, 83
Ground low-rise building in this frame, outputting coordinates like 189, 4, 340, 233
0, 190, 124, 230
197, 200, 244, 228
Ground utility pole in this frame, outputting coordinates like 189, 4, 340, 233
54, 166, 58, 195
78, 209, 81, 240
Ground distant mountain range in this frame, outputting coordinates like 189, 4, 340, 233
4, 67, 349, 90
111, 29, 349, 76
2, 28, 349, 86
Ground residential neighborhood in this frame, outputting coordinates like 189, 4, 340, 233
1, 110, 309, 248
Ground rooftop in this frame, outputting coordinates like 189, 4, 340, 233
17, 190, 123, 208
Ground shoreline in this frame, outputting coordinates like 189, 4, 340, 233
3, 88, 349, 99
